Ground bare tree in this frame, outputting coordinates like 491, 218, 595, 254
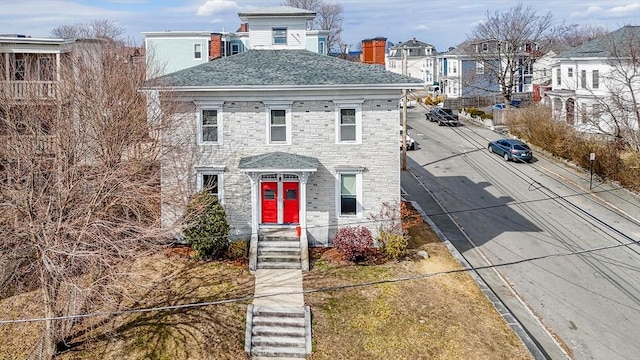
51, 19, 124, 43
466, 4, 555, 105
282, 0, 343, 53
0, 40, 181, 358
554, 24, 608, 48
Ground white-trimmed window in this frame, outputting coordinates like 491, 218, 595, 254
335, 168, 363, 217
194, 43, 202, 59
556, 68, 561, 85
581, 70, 587, 88
476, 62, 484, 75
334, 100, 363, 144
195, 101, 223, 145
273, 28, 287, 45
319, 41, 326, 55
592, 70, 599, 89
196, 167, 224, 203
264, 101, 293, 145
568, 67, 573, 78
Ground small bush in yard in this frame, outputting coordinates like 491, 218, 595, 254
183, 191, 230, 260
378, 232, 408, 259
226, 240, 248, 260
332, 226, 373, 262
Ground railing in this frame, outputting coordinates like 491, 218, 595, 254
0, 81, 59, 100
0, 135, 56, 157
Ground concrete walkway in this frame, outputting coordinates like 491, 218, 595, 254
253, 269, 304, 307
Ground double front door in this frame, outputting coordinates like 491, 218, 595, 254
261, 177, 299, 224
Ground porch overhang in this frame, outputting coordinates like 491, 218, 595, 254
238, 151, 319, 173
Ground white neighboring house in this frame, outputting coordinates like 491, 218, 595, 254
547, 26, 640, 136
144, 7, 329, 79
385, 38, 437, 87
142, 7, 422, 271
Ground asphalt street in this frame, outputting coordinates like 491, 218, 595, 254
400, 105, 640, 360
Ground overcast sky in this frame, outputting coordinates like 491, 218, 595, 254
1, 0, 638, 51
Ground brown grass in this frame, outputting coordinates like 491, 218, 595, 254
303, 202, 532, 360
508, 106, 640, 192
1, 203, 531, 359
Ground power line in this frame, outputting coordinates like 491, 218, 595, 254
1, 235, 637, 325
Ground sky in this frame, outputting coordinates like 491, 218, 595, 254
0, 0, 638, 51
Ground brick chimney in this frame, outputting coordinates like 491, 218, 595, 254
238, 23, 248, 32
209, 33, 222, 60
361, 37, 387, 66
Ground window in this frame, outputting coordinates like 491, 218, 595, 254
340, 174, 357, 215
231, 43, 240, 55
195, 101, 223, 145
592, 70, 599, 89
272, 28, 287, 45
194, 44, 202, 59
568, 68, 573, 77
592, 103, 603, 118
264, 101, 292, 144
482, 43, 488, 52
196, 169, 224, 202
319, 41, 326, 55
14, 59, 25, 80
201, 110, 219, 142
339, 109, 356, 141
556, 68, 561, 85
270, 110, 287, 142
581, 70, 587, 88
476, 62, 484, 75
334, 100, 363, 144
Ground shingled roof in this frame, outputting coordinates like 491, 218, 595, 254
146, 50, 423, 89
556, 25, 640, 59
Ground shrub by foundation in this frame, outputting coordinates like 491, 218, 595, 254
332, 226, 373, 262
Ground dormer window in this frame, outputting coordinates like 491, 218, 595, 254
272, 28, 287, 45
482, 43, 489, 52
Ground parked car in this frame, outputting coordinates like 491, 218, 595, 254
428, 107, 460, 126
488, 138, 533, 162
400, 99, 417, 108
400, 127, 415, 150
492, 99, 522, 111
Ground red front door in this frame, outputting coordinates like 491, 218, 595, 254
261, 182, 278, 223
283, 182, 299, 224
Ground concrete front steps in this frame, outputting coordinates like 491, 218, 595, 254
257, 236, 301, 270
245, 305, 311, 359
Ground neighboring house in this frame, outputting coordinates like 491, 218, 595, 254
547, 25, 640, 134
0, 35, 101, 157
386, 38, 437, 86
144, 7, 329, 78
143, 7, 422, 271
531, 49, 557, 104
436, 40, 540, 100
436, 42, 499, 99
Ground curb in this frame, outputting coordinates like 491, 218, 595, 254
408, 199, 551, 360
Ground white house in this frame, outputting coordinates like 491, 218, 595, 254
144, 7, 329, 79
386, 38, 437, 86
143, 7, 422, 271
547, 26, 640, 136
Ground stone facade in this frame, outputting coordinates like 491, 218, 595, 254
160, 94, 402, 246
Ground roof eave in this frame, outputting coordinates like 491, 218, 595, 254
145, 84, 424, 92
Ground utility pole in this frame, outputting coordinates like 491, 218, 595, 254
402, 45, 408, 171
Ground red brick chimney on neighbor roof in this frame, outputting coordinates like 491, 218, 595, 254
209, 33, 222, 60
361, 37, 387, 66
238, 23, 248, 32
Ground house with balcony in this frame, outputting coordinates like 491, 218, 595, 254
143, 6, 422, 272
386, 38, 437, 87
144, 7, 329, 78
0, 35, 102, 160
547, 25, 640, 136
